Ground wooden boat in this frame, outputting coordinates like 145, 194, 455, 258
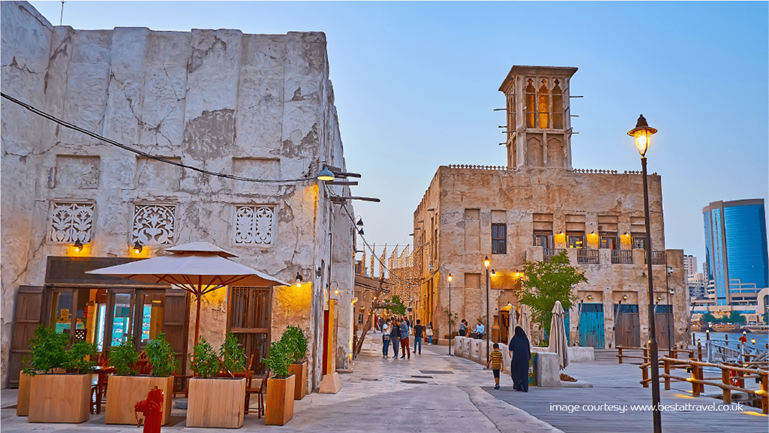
711, 323, 740, 332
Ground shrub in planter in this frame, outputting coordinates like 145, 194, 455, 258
106, 335, 177, 425
263, 339, 296, 425
187, 336, 246, 428
219, 332, 246, 376
284, 326, 308, 400
26, 326, 95, 423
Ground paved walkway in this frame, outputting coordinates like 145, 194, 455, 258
0, 332, 558, 433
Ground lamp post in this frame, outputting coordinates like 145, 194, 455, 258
628, 114, 661, 433
484, 256, 491, 364
448, 273, 453, 356
666, 264, 674, 355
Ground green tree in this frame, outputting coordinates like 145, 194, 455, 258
728, 311, 746, 324
519, 251, 586, 339
382, 295, 406, 316
701, 313, 717, 323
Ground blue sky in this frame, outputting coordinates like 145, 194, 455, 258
29, 1, 769, 272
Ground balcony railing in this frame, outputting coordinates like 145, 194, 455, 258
576, 249, 600, 264
611, 250, 633, 264
645, 251, 666, 265
543, 248, 565, 262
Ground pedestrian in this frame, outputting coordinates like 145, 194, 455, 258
509, 326, 531, 392
413, 319, 424, 354
475, 320, 485, 339
382, 319, 391, 358
400, 319, 411, 359
459, 319, 467, 337
487, 343, 503, 389
426, 322, 433, 344
391, 319, 400, 358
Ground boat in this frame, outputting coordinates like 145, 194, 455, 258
711, 323, 740, 332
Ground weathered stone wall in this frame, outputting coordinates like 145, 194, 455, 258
414, 166, 688, 348
1, 1, 354, 390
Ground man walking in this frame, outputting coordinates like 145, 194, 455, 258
413, 319, 424, 355
400, 319, 411, 359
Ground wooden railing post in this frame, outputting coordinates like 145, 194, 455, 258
697, 341, 702, 362
721, 367, 731, 405
761, 372, 768, 415
692, 365, 701, 397
664, 358, 670, 390
642, 363, 649, 388
618, 347, 623, 364
643, 346, 649, 365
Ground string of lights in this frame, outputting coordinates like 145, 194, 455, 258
1, 92, 316, 184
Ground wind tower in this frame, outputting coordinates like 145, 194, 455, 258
499, 66, 578, 170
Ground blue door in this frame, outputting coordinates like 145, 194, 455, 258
579, 303, 605, 348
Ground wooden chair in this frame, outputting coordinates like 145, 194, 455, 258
90, 366, 115, 414
245, 370, 269, 418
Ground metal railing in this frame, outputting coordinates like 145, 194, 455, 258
644, 251, 666, 265
611, 249, 633, 264
576, 249, 600, 264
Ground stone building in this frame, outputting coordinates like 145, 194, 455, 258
1, 1, 357, 391
413, 65, 687, 350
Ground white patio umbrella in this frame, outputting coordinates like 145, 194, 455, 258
518, 304, 532, 339
548, 300, 570, 370
87, 241, 289, 345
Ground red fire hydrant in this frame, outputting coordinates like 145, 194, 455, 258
134, 386, 163, 433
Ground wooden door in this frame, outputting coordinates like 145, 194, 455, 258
228, 287, 271, 374
163, 289, 189, 373
654, 305, 673, 350
578, 303, 605, 348
7, 286, 44, 388
614, 304, 640, 347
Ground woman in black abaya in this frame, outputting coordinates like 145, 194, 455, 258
508, 326, 531, 392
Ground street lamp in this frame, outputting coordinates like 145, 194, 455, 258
666, 264, 674, 355
448, 273, 453, 356
484, 256, 491, 364
628, 114, 661, 433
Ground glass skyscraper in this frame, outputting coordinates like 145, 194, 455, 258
703, 199, 768, 306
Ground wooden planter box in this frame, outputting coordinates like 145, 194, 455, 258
288, 362, 307, 400
186, 377, 246, 428
28, 374, 91, 423
16, 372, 31, 416
105, 375, 174, 425
265, 375, 295, 426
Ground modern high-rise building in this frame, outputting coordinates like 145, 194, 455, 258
703, 199, 769, 306
683, 255, 697, 279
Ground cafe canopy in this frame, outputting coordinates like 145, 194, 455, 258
87, 241, 289, 345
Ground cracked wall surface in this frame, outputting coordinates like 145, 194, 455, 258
1, 1, 355, 391
413, 166, 687, 349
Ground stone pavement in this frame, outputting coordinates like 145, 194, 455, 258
0, 331, 559, 433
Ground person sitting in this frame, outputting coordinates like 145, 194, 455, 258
474, 321, 485, 339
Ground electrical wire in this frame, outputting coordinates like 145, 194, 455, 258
1, 92, 316, 184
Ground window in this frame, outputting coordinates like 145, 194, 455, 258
552, 80, 564, 129
234, 205, 274, 245
600, 234, 618, 249
533, 230, 552, 248
49, 202, 94, 243
492, 224, 507, 254
567, 231, 585, 249
525, 79, 536, 128
632, 234, 646, 250
538, 80, 549, 129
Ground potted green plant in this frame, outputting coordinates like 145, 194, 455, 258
263, 338, 295, 425
25, 326, 95, 423
186, 334, 247, 428
105, 334, 177, 425
284, 326, 308, 400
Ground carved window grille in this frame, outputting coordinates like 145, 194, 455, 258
49, 202, 95, 243
132, 204, 176, 245
234, 206, 274, 245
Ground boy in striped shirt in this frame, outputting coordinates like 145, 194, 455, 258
487, 343, 503, 389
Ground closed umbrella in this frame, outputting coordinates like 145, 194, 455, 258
508, 305, 518, 345
519, 304, 532, 339
87, 241, 289, 345
548, 301, 569, 370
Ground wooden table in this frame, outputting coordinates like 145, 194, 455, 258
91, 366, 115, 414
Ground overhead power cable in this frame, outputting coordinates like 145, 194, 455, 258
1, 92, 315, 184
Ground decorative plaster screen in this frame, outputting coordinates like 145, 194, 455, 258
50, 202, 94, 243
132, 204, 177, 245
234, 205, 274, 245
